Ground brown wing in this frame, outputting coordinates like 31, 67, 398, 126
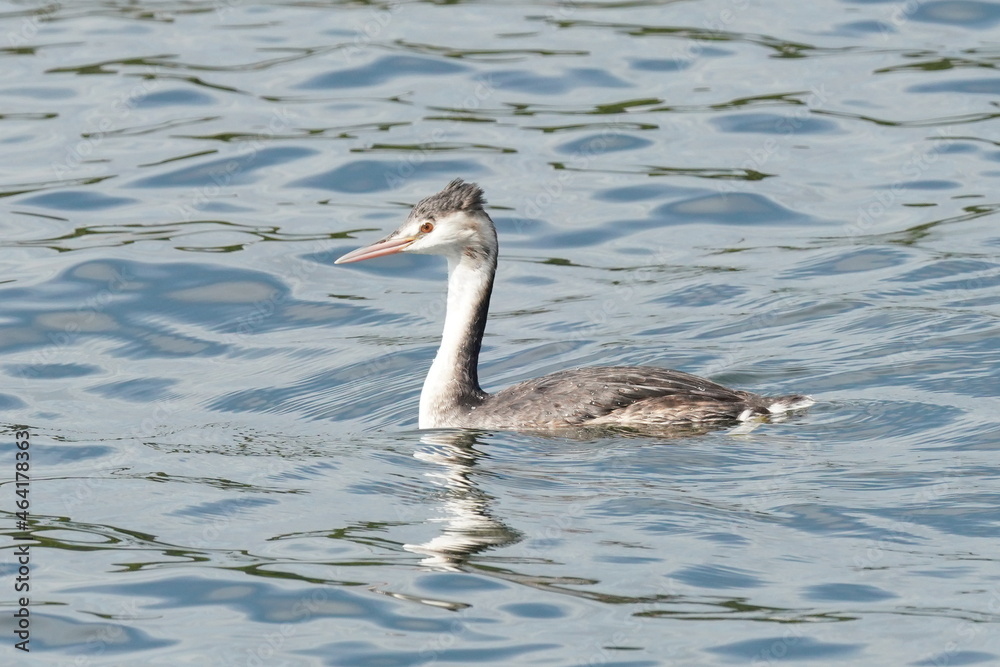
482, 365, 767, 428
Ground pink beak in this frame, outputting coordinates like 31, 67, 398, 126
335, 236, 414, 264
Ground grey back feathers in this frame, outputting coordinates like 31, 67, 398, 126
408, 179, 487, 221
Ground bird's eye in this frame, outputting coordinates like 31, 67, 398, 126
420, 222, 434, 234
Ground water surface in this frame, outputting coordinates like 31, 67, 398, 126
1, 0, 999, 665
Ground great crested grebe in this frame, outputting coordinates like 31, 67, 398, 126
336, 179, 813, 430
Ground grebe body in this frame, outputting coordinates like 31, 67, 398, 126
336, 179, 813, 430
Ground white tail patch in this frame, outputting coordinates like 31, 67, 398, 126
767, 395, 816, 414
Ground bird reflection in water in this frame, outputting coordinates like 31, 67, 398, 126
404, 431, 522, 570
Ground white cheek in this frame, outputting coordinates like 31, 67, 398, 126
407, 238, 432, 254
408, 234, 448, 254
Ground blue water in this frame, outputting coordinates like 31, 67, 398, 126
2, 0, 999, 665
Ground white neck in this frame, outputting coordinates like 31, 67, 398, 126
419, 251, 495, 428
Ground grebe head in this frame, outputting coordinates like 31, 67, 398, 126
335, 179, 496, 265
